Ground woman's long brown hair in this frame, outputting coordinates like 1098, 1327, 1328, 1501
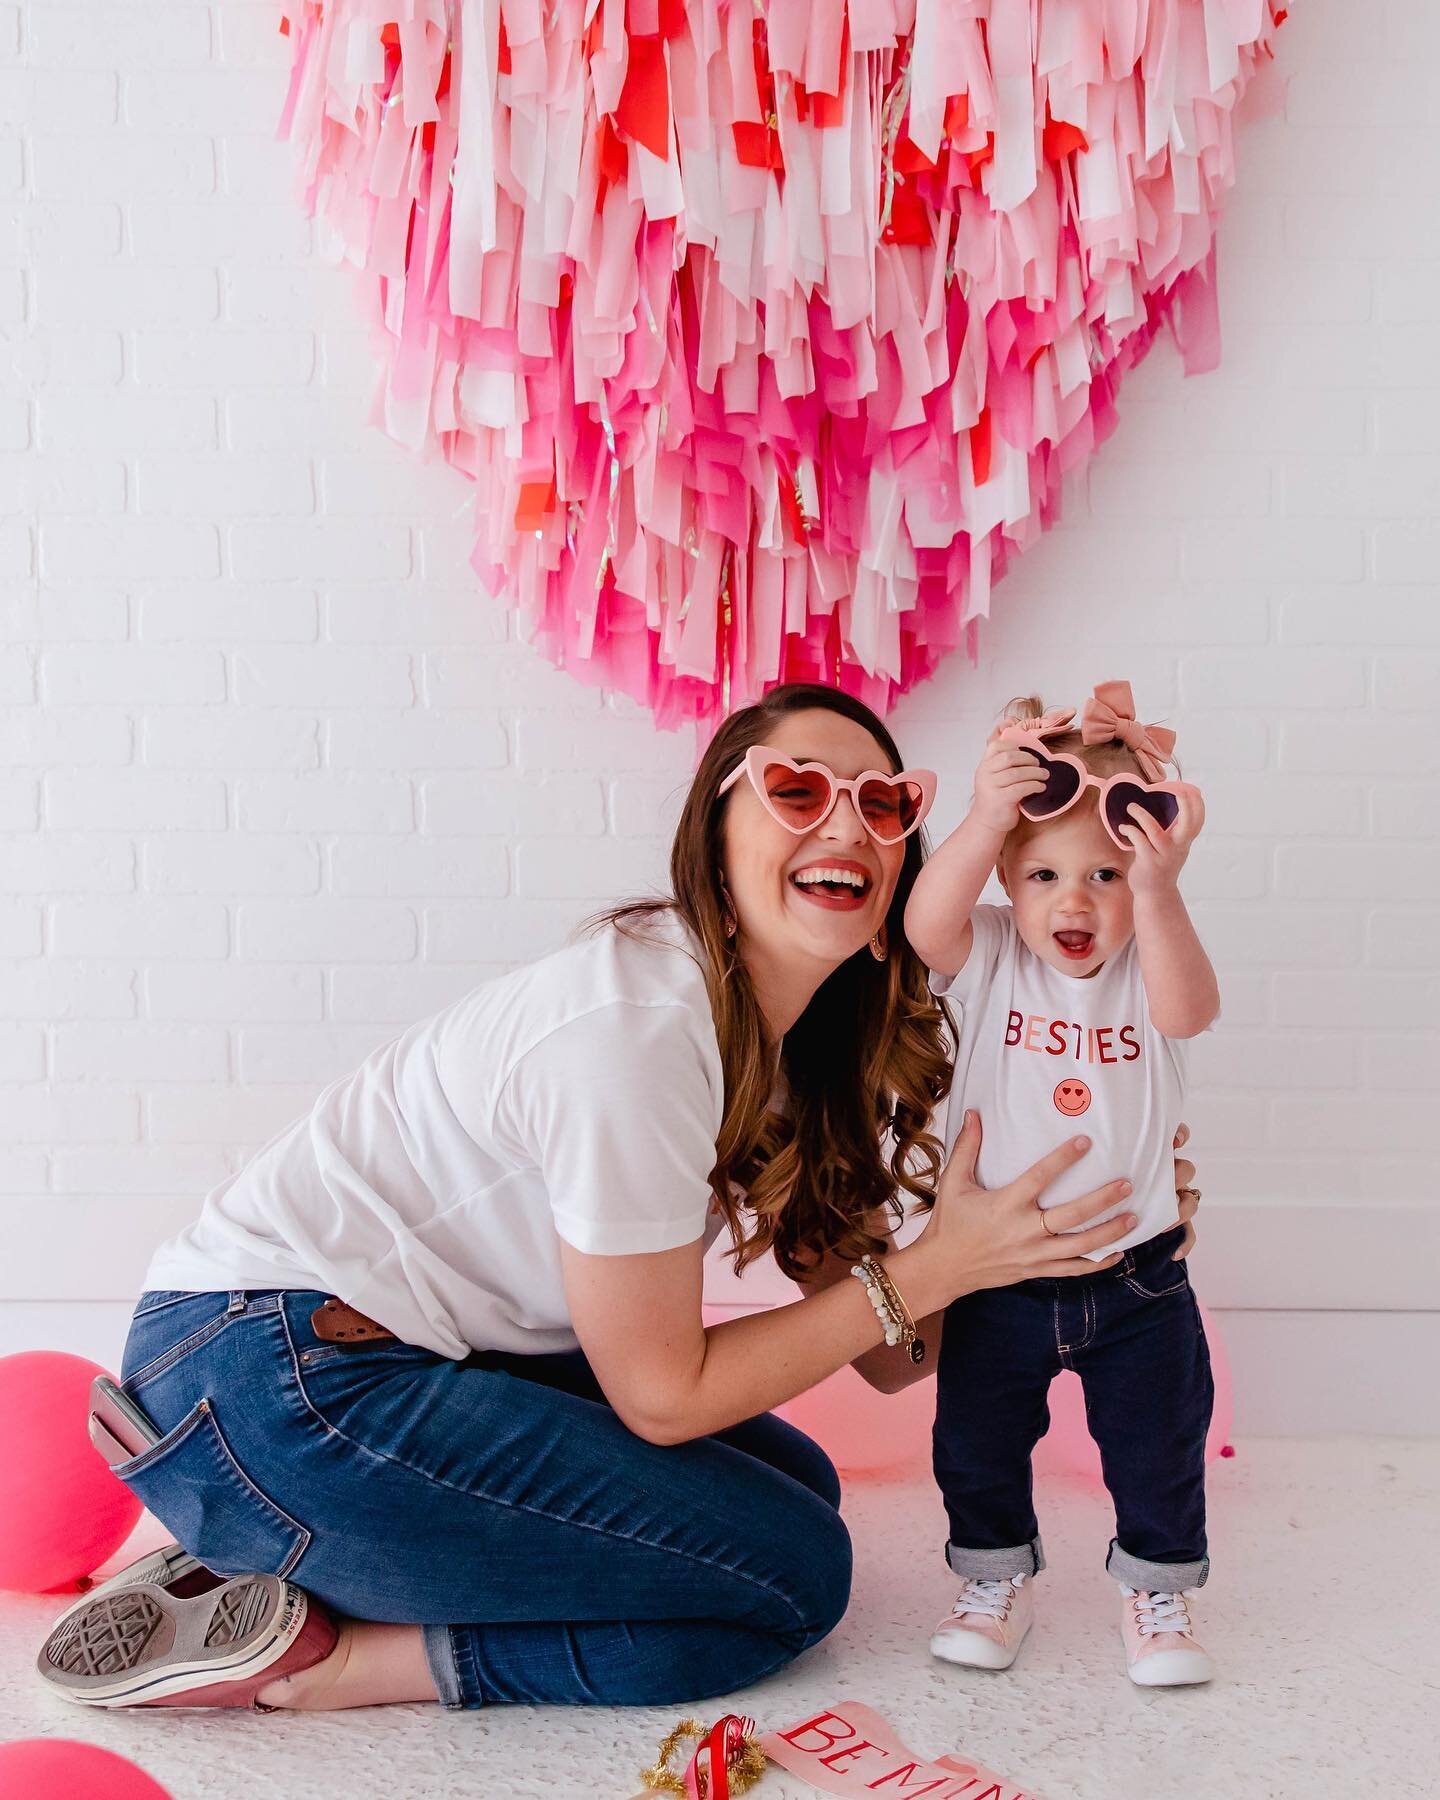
590, 683, 952, 1279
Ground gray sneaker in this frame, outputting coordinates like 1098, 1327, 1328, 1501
36, 1572, 336, 1709
46, 1543, 217, 1641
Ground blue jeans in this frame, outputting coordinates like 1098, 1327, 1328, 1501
933, 1226, 1214, 1592
114, 1289, 852, 1707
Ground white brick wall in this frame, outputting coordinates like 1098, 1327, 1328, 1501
3, 3, 1438, 1423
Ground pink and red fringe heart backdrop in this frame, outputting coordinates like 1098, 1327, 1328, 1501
277, 0, 1286, 733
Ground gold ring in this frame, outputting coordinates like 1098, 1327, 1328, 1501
1038, 1203, 1059, 1237
1176, 1185, 1201, 1204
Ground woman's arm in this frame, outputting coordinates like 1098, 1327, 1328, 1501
559, 1114, 1139, 1444
558, 1235, 926, 1441
792, 1256, 943, 1394
789, 1209, 942, 1395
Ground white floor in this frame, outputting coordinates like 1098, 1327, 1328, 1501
2, 1439, 1436, 1800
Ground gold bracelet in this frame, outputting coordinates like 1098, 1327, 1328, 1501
851, 1255, 926, 1365
868, 1256, 925, 1365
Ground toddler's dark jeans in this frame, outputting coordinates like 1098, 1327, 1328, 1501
933, 1224, 1214, 1592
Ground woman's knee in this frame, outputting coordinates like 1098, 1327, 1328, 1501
785, 1504, 853, 1648
779, 1429, 843, 1512
722, 1412, 844, 1511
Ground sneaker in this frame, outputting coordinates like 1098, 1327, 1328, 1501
929, 1574, 1033, 1670
36, 1573, 337, 1710
47, 1543, 222, 1641
1119, 1587, 1215, 1687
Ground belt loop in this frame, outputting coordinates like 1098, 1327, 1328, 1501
227, 1290, 247, 1316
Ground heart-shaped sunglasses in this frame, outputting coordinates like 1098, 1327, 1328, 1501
1007, 729, 1188, 850
719, 746, 937, 845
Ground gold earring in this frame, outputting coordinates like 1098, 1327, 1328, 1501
720, 879, 738, 939
869, 924, 888, 962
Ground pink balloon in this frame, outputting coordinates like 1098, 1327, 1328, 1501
1034, 1300, 1235, 1480
703, 1302, 931, 1477
0, 1350, 142, 1592
775, 1361, 934, 1477
0, 1741, 172, 1799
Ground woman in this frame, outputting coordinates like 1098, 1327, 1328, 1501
38, 683, 1199, 1714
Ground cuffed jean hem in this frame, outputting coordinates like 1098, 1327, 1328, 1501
946, 1536, 1046, 1581
423, 1623, 476, 1710
1106, 1540, 1209, 1592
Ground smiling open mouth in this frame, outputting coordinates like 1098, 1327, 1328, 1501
790, 867, 872, 908
1054, 930, 1096, 959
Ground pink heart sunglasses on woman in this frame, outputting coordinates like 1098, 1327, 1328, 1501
718, 746, 937, 846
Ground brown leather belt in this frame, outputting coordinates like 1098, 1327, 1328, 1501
310, 1297, 399, 1345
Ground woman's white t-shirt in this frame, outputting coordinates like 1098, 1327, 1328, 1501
143, 915, 727, 1359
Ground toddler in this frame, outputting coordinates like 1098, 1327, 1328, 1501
905, 680, 1220, 1687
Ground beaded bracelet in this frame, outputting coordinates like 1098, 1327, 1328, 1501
850, 1254, 926, 1365
870, 1257, 925, 1365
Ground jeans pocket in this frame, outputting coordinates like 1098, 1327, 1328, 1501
1120, 1259, 1190, 1301
1119, 1230, 1191, 1301
115, 1398, 311, 1580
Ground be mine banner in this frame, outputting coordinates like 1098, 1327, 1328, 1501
760, 1701, 1044, 1800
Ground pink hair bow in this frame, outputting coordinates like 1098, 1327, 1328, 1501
993, 706, 1076, 745
1080, 681, 1176, 783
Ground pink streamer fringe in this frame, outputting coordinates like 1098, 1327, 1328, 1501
277, 0, 1285, 734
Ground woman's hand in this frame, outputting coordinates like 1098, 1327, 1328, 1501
1171, 1120, 1200, 1259
891, 1109, 1138, 1317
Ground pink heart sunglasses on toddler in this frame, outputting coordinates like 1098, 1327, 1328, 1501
718, 746, 937, 845
996, 681, 1194, 852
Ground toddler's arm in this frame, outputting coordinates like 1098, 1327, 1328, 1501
1122, 788, 1220, 1038
905, 735, 1047, 976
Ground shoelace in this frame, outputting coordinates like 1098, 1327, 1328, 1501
1128, 1589, 1195, 1638
952, 1574, 1026, 1622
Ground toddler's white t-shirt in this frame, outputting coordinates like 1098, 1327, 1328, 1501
143, 914, 726, 1359
930, 905, 1195, 1259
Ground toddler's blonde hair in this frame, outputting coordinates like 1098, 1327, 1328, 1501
999, 694, 1182, 782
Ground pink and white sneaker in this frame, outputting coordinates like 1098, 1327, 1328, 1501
1119, 1587, 1215, 1687
929, 1574, 1033, 1671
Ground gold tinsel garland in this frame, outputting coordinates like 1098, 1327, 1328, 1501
638, 1716, 768, 1797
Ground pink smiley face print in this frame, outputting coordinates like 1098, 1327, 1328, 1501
1053, 1078, 1092, 1118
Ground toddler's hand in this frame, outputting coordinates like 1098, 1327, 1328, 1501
1121, 783, 1204, 895
970, 737, 1049, 835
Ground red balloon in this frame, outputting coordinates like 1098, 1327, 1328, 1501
0, 1350, 142, 1592
0, 1741, 172, 1799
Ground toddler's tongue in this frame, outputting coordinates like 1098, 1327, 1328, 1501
1054, 930, 1095, 954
